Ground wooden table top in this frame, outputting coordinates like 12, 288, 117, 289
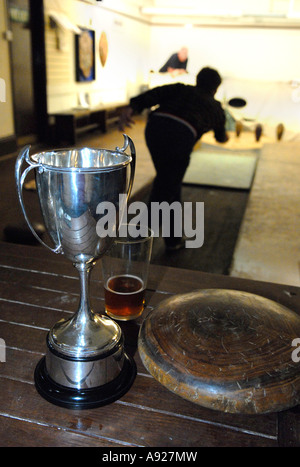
0, 241, 299, 447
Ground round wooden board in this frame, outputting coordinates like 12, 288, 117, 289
138, 289, 300, 414
99, 31, 108, 67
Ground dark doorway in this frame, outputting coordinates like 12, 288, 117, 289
7, 0, 47, 145
8, 0, 36, 143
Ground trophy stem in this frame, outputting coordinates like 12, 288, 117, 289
73, 261, 95, 327
47, 259, 124, 359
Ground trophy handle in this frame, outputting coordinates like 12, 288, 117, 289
15, 145, 62, 254
117, 134, 136, 201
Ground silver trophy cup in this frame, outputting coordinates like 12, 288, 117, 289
15, 135, 137, 409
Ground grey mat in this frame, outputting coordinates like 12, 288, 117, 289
183, 149, 259, 190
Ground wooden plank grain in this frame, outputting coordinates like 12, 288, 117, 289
0, 243, 71, 272
278, 406, 300, 447
1, 242, 299, 317
0, 321, 47, 354
0, 241, 299, 446
0, 378, 277, 447
0, 348, 41, 382
0, 345, 277, 442
0, 263, 165, 322
0, 264, 80, 292
149, 266, 300, 313
0, 345, 280, 447
0, 315, 281, 447
0, 281, 78, 315
0, 298, 71, 330
121, 373, 277, 439
0, 319, 278, 447
0, 415, 122, 447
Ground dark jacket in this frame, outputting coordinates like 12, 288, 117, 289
159, 53, 188, 72
130, 83, 227, 142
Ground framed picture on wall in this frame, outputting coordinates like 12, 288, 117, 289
75, 28, 95, 82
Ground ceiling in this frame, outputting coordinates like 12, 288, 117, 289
135, 0, 300, 26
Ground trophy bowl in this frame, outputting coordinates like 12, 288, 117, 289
15, 135, 137, 409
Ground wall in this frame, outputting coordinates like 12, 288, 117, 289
0, 0, 15, 143
44, 0, 151, 113
2, 0, 300, 145
148, 24, 300, 82
28, 0, 300, 115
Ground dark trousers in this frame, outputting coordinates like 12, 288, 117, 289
145, 115, 196, 246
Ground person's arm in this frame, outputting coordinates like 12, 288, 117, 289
214, 127, 229, 143
167, 55, 188, 75
118, 106, 135, 131
118, 84, 180, 131
159, 54, 175, 73
213, 103, 229, 143
130, 84, 178, 112
168, 68, 187, 77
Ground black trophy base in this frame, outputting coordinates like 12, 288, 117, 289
34, 354, 137, 410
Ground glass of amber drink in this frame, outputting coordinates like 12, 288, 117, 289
102, 225, 153, 321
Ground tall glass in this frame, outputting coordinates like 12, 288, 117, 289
102, 225, 153, 321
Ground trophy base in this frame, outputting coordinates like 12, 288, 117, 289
34, 354, 136, 410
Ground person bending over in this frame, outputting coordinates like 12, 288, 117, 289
119, 67, 229, 250
159, 47, 188, 76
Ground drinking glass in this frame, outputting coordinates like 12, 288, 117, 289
102, 225, 153, 321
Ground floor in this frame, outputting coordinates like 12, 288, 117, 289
0, 116, 249, 276
230, 140, 300, 287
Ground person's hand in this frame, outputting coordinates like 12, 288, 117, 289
223, 132, 229, 143
118, 106, 135, 131
168, 68, 187, 77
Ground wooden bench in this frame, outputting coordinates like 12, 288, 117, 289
1, 241, 300, 446
50, 102, 128, 145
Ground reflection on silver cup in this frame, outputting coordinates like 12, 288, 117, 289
15, 135, 137, 409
